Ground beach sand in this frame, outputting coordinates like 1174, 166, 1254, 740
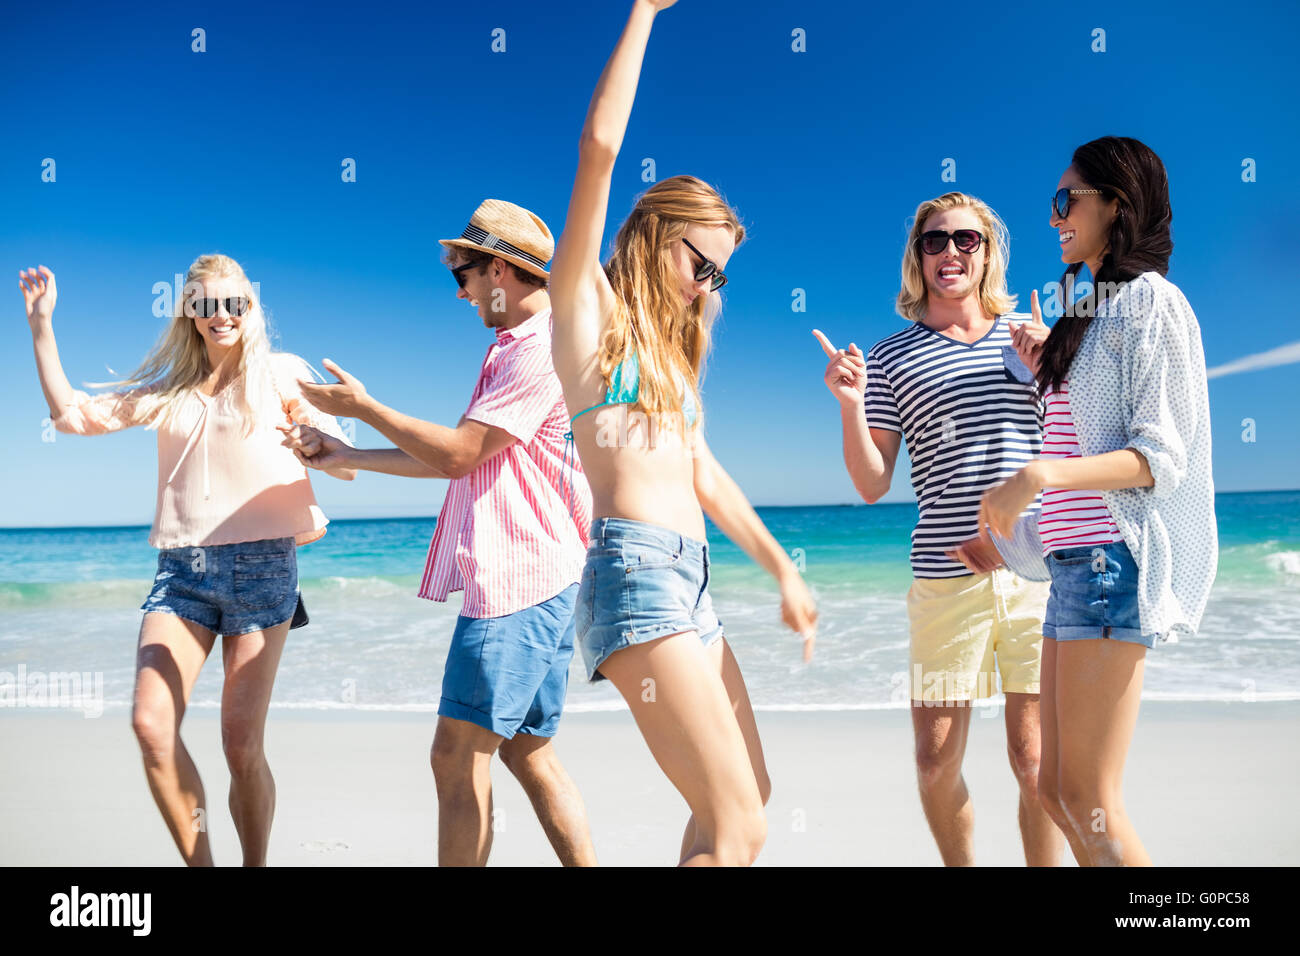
1, 700, 1295, 866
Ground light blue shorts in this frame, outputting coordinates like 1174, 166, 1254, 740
439, 583, 579, 739
1043, 539, 1158, 649
575, 517, 724, 683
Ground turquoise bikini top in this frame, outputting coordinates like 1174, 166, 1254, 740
560, 351, 699, 519
564, 350, 698, 437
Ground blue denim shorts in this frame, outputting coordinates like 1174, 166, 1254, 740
439, 582, 579, 739
141, 537, 304, 637
1043, 539, 1158, 648
576, 517, 724, 683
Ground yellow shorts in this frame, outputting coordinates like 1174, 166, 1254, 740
906, 569, 1049, 701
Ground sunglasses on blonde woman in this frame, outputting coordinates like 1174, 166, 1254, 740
682, 237, 727, 291
187, 297, 250, 318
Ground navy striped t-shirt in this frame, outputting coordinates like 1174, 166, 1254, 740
864, 315, 1043, 578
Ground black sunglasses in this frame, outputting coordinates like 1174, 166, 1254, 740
187, 296, 250, 318
918, 229, 985, 256
451, 260, 482, 289
1052, 187, 1103, 219
682, 237, 727, 292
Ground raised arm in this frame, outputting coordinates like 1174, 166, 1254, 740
812, 329, 901, 503
21, 266, 77, 419
22, 266, 156, 434
550, 0, 674, 344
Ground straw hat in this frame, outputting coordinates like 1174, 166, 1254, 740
439, 199, 553, 280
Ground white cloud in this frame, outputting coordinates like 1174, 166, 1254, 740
1207, 341, 1300, 380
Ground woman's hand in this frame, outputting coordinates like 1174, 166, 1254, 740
1007, 289, 1049, 375
978, 463, 1043, 540
778, 570, 819, 663
21, 265, 79, 419
643, 0, 678, 10
812, 329, 867, 408
19, 266, 57, 332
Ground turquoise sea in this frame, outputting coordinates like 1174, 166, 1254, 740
2, 491, 1298, 713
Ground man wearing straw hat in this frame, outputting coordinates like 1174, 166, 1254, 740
287, 199, 597, 866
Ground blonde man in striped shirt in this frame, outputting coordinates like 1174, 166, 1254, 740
288, 200, 597, 866
816, 192, 1062, 866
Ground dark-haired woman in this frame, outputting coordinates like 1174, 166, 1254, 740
980, 136, 1216, 865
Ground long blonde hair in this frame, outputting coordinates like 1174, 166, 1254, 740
101, 254, 277, 435
896, 192, 1017, 321
601, 175, 744, 441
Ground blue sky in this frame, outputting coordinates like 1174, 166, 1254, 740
2, 0, 1297, 526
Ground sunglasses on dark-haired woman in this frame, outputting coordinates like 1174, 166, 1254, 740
1051, 186, 1103, 219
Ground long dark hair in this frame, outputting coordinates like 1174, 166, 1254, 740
1036, 136, 1173, 394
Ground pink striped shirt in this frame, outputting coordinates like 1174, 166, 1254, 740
1038, 381, 1120, 555
417, 308, 592, 618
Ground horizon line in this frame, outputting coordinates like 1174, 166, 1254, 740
1, 487, 1297, 532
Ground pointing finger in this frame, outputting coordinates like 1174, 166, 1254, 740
811, 329, 838, 358
321, 358, 350, 383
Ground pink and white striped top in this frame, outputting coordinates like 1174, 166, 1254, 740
417, 308, 592, 618
1037, 381, 1120, 555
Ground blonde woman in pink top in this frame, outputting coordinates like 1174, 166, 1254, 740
20, 254, 355, 866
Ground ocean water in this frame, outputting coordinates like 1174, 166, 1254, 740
1, 492, 1298, 714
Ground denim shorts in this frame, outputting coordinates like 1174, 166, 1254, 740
439, 582, 579, 739
141, 537, 305, 637
575, 516, 724, 683
1043, 538, 1157, 648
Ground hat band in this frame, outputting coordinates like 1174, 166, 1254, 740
460, 224, 547, 270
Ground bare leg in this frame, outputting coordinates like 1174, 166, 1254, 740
431, 716, 504, 866
1036, 638, 1092, 864
599, 631, 766, 866
131, 612, 218, 866
1004, 692, 1063, 866
911, 702, 974, 865
219, 619, 290, 866
679, 637, 771, 863
1055, 639, 1150, 866
498, 734, 598, 866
